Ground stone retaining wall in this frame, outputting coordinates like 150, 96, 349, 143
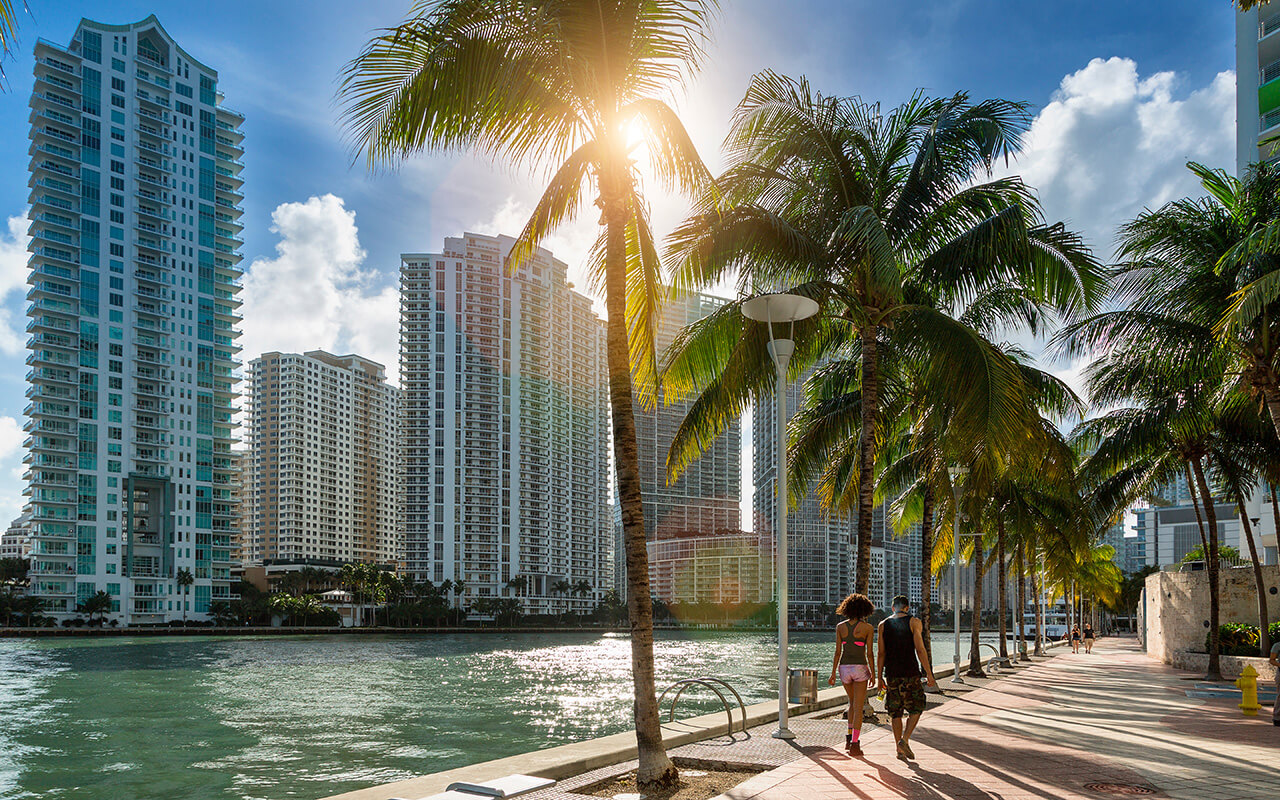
1140, 566, 1280, 664
1171, 650, 1277, 681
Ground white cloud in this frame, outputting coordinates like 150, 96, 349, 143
0, 214, 32, 355
1002, 57, 1235, 261
239, 194, 402, 384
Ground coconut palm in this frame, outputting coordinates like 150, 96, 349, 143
1070, 384, 1231, 679
553, 579, 572, 619
1208, 396, 1277, 655
663, 76, 1103, 596
1052, 164, 1280, 679
176, 568, 194, 624
339, 2, 717, 783
0, 1, 24, 87
77, 591, 113, 625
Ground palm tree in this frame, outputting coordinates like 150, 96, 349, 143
1071, 390, 1230, 679
552, 579, 572, 620
77, 591, 113, 625
664, 76, 1103, 596
1053, 164, 1280, 679
0, 1, 25, 88
451, 577, 467, 622
339, 4, 717, 783
573, 579, 592, 621
176, 568, 194, 624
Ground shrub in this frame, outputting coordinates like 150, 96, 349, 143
1208, 622, 1266, 657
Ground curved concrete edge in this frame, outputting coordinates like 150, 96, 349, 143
320, 641, 1068, 800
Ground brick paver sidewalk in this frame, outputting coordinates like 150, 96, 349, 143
714, 638, 1277, 800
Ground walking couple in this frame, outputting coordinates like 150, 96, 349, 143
828, 593, 937, 759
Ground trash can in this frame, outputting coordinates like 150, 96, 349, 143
788, 668, 818, 704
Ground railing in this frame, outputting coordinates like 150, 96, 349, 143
1263, 13, 1280, 38
656, 677, 748, 736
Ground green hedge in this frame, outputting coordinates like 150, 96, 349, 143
1206, 621, 1280, 656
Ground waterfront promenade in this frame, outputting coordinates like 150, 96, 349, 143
714, 637, 1276, 800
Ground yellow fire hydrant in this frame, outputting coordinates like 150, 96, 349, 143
1236, 665, 1261, 717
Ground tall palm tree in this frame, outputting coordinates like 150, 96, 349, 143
176, 568, 194, 624
340, 3, 717, 784
664, 76, 1103, 595
553, 579, 572, 619
1053, 164, 1280, 679
1070, 386, 1230, 679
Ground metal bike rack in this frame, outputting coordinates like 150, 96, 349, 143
967, 642, 1013, 674
656, 677, 749, 736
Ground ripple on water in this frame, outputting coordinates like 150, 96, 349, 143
0, 630, 1003, 800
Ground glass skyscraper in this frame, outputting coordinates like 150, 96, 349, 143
24, 16, 244, 623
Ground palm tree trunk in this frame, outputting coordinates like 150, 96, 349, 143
1236, 494, 1271, 657
1031, 556, 1044, 656
967, 536, 986, 676
996, 518, 1008, 660
1190, 456, 1222, 681
854, 325, 880, 594
601, 190, 675, 787
919, 482, 934, 663
1271, 487, 1280, 550
1016, 541, 1029, 661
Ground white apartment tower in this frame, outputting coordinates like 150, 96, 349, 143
637, 291, 741, 540
24, 17, 244, 623
399, 234, 610, 613
1238, 6, 1280, 174
244, 351, 401, 567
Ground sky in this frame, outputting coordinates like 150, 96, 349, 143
0, 0, 1243, 525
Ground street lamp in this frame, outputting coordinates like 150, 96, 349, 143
948, 465, 969, 685
742, 291, 819, 741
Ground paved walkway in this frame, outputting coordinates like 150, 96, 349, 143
713, 638, 1277, 800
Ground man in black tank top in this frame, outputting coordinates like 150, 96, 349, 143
876, 594, 937, 761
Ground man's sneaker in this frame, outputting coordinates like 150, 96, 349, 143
896, 739, 910, 761
899, 739, 915, 759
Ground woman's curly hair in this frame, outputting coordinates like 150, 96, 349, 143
836, 593, 874, 620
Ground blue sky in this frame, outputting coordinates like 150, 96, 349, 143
0, 1, 1244, 521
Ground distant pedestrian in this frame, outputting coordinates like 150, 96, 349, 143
1270, 639, 1279, 727
1069, 626, 1082, 654
829, 592, 875, 755
1083, 624, 1095, 654
876, 594, 937, 761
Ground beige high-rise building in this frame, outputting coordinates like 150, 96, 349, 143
244, 351, 401, 566
399, 233, 611, 613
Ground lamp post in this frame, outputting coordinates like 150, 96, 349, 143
743, 292, 818, 741
948, 465, 969, 684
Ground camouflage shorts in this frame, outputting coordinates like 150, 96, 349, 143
884, 676, 927, 718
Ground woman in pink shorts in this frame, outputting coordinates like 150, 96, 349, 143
828, 593, 876, 754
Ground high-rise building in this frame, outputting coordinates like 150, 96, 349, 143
244, 351, 401, 567
0, 513, 32, 561
24, 17, 244, 623
1238, 7, 1280, 174
753, 371, 855, 621
399, 233, 610, 614
647, 529, 772, 605
637, 292, 741, 540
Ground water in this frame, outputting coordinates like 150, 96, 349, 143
0, 630, 1003, 800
